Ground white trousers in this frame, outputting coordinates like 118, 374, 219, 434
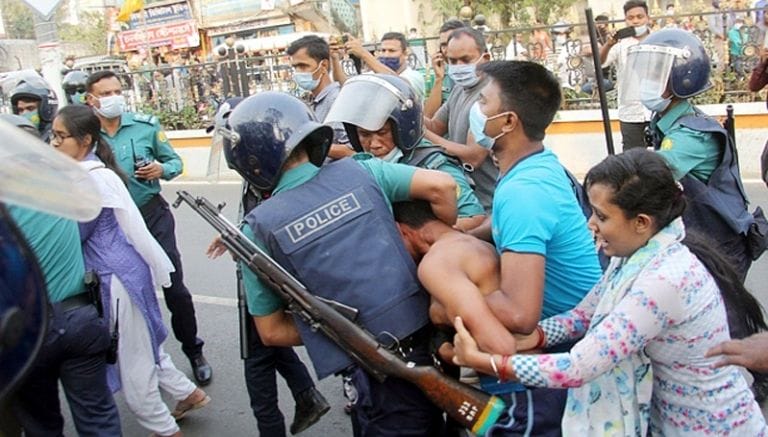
111, 278, 196, 436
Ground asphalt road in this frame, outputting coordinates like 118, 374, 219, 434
59, 180, 768, 437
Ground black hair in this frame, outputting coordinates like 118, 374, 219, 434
585, 149, 684, 231
286, 35, 330, 62
623, 0, 648, 15
478, 61, 561, 141
381, 32, 408, 51
439, 19, 465, 34
447, 28, 487, 54
85, 70, 119, 93
595, 14, 609, 22
55, 105, 128, 185
392, 200, 437, 228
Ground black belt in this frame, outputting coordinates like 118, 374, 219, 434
56, 292, 93, 313
139, 194, 164, 217
388, 324, 432, 356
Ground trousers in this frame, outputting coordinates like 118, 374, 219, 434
12, 303, 122, 436
140, 194, 204, 359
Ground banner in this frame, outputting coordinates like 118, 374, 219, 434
117, 19, 200, 51
128, 1, 192, 29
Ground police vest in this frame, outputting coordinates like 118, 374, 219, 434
656, 110, 753, 240
245, 159, 430, 379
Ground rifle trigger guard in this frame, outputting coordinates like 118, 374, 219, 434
376, 331, 411, 358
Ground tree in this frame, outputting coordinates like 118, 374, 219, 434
1, 0, 35, 39
433, 0, 580, 29
58, 10, 108, 54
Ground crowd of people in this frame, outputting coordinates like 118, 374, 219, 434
2, 1, 768, 436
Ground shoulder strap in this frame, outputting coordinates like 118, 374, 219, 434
402, 145, 460, 170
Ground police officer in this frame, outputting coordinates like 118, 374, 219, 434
219, 91, 456, 435
85, 70, 212, 385
10, 75, 58, 142
626, 28, 761, 281
62, 70, 89, 105
208, 98, 330, 436
327, 73, 485, 231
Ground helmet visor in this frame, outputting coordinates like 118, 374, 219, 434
206, 130, 225, 181
325, 75, 409, 131
622, 45, 682, 104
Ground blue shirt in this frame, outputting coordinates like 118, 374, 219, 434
102, 112, 183, 208
242, 156, 417, 316
492, 149, 601, 318
8, 205, 85, 303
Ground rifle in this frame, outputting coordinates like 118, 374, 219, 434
173, 190, 506, 435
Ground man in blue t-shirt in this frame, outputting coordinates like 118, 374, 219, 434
468, 60, 603, 435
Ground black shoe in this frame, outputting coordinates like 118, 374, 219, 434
190, 355, 212, 386
290, 387, 330, 435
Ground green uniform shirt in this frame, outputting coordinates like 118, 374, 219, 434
241, 157, 416, 316
654, 100, 719, 183
102, 112, 183, 208
8, 205, 85, 303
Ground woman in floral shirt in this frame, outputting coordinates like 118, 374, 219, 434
453, 150, 767, 436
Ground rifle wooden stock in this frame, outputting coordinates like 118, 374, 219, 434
174, 190, 506, 435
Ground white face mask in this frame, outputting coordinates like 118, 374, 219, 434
94, 94, 125, 119
634, 24, 649, 36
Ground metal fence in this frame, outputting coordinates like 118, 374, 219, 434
106, 8, 767, 130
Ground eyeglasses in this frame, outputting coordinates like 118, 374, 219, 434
51, 132, 73, 143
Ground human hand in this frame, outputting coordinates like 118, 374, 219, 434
431, 52, 445, 79
452, 316, 482, 367
705, 332, 768, 373
135, 161, 163, 181
344, 35, 366, 58
206, 235, 230, 259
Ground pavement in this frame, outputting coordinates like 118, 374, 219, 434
55, 180, 768, 437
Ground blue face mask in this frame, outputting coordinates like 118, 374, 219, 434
469, 102, 494, 148
72, 92, 87, 104
378, 56, 402, 72
293, 64, 322, 92
447, 62, 480, 88
639, 84, 671, 113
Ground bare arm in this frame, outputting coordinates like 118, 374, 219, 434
345, 36, 397, 76
327, 144, 355, 160
330, 43, 348, 85
423, 114, 448, 136
468, 216, 492, 242
599, 34, 617, 65
706, 332, 768, 372
486, 252, 546, 334
424, 129, 490, 170
253, 310, 302, 346
408, 168, 457, 226
419, 255, 516, 354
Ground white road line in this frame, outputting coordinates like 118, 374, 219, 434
158, 292, 238, 307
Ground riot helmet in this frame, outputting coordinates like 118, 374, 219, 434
206, 97, 243, 179
623, 29, 711, 108
62, 70, 89, 105
10, 75, 58, 123
325, 74, 422, 153
0, 113, 40, 138
218, 91, 332, 191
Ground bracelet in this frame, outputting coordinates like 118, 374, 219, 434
534, 326, 547, 350
489, 354, 499, 378
499, 355, 510, 382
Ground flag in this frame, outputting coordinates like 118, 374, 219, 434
116, 0, 144, 23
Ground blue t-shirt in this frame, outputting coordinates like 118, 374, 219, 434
492, 149, 601, 318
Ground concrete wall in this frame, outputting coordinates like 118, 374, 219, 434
169, 103, 768, 181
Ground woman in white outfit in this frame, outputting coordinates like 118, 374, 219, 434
52, 105, 209, 437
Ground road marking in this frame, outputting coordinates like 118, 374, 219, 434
158, 292, 238, 307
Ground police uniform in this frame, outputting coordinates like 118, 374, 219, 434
102, 112, 206, 367
8, 206, 121, 436
651, 100, 754, 280
241, 156, 444, 436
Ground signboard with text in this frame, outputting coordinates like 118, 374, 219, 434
127, 1, 192, 29
117, 19, 200, 51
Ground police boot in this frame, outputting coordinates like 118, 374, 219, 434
290, 387, 330, 435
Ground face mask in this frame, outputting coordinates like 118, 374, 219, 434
634, 24, 648, 36
468, 102, 509, 148
378, 56, 402, 72
640, 87, 672, 113
94, 94, 125, 119
735, 23, 743, 30
448, 62, 480, 88
293, 64, 322, 92
22, 110, 41, 128
555, 35, 567, 45
72, 92, 86, 104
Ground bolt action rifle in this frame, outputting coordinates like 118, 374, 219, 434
173, 190, 505, 435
